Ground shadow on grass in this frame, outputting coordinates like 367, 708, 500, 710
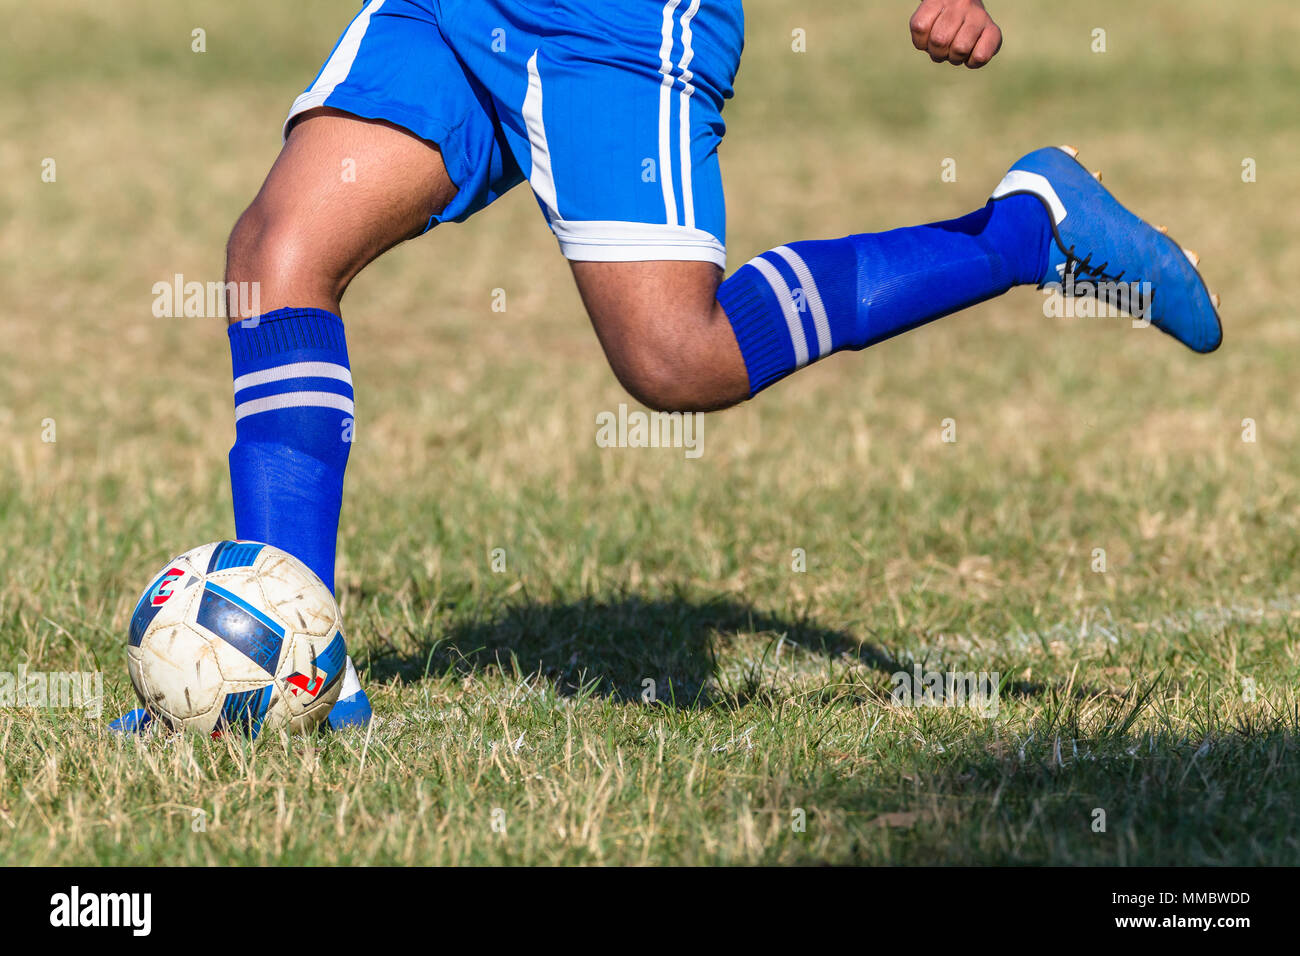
356, 596, 1300, 863
365, 593, 913, 707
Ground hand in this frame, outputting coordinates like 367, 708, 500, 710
909, 0, 1003, 69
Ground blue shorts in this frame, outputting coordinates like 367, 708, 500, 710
286, 0, 744, 267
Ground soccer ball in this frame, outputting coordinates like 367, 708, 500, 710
126, 541, 347, 736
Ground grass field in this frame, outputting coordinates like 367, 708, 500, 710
2, 0, 1299, 865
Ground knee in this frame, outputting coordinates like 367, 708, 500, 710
573, 259, 748, 411
612, 352, 700, 413
226, 199, 303, 287
603, 321, 746, 414
224, 198, 346, 314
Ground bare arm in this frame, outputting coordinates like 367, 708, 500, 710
909, 0, 1003, 68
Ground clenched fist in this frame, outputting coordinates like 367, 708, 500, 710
909, 0, 1003, 68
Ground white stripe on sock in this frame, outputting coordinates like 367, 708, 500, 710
770, 246, 832, 359
657, 0, 683, 227
233, 361, 353, 395
234, 391, 355, 421
747, 255, 810, 368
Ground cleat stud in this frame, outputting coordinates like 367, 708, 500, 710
1059, 144, 1080, 159
1211, 293, 1221, 308
1091, 169, 1103, 181
1183, 248, 1200, 268
1156, 224, 1169, 235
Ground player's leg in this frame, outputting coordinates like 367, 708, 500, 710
451, 1, 1216, 413
571, 146, 1222, 413
222, 109, 456, 730
208, 0, 524, 733
226, 108, 457, 317
570, 189, 1052, 412
113, 103, 464, 736
463, 0, 1220, 413
111, 108, 441, 736
224, 106, 453, 590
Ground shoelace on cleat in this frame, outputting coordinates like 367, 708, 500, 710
1058, 244, 1159, 318
1062, 245, 1125, 285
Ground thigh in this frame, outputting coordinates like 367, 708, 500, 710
229, 0, 530, 315
281, 0, 524, 230
227, 107, 456, 314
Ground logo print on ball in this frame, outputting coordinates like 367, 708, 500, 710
129, 567, 187, 646
285, 673, 324, 697
150, 568, 185, 606
284, 632, 346, 698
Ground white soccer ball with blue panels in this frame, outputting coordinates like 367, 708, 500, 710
126, 541, 347, 736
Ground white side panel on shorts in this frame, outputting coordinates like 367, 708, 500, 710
284, 0, 387, 138
522, 50, 560, 221
307, 0, 386, 102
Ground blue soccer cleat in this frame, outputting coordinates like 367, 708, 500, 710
991, 145, 1222, 353
109, 708, 154, 734
326, 656, 372, 730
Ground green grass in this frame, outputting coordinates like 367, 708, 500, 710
2, 0, 1299, 864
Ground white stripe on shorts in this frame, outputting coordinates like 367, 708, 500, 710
675, 0, 702, 230
657, 0, 684, 227
523, 50, 560, 221
306, 0, 387, 102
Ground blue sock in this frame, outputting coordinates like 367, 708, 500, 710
228, 308, 354, 594
717, 194, 1051, 394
